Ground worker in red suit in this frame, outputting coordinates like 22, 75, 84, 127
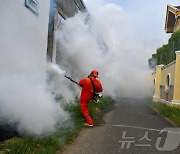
79, 70, 103, 127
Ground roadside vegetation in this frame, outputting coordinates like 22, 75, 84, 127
0, 96, 112, 154
146, 98, 180, 126
148, 30, 180, 68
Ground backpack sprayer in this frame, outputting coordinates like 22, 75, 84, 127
64, 75, 102, 104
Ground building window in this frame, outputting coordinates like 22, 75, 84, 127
25, 0, 39, 16
167, 74, 170, 86
153, 78, 156, 93
165, 74, 171, 92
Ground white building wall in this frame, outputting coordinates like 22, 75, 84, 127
0, 0, 50, 76
174, 19, 180, 32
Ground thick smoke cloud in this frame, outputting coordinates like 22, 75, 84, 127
0, 0, 69, 135
56, 2, 152, 99
47, 63, 78, 103
1, 0, 170, 135
0, 69, 69, 135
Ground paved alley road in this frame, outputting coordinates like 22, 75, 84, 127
63, 98, 180, 154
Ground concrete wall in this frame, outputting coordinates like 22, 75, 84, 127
172, 51, 180, 103
153, 62, 175, 102
161, 62, 176, 88
153, 51, 180, 104
0, 0, 50, 76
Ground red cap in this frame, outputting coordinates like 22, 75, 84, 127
91, 70, 98, 78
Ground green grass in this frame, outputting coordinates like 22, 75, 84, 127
146, 98, 180, 126
0, 127, 76, 154
0, 95, 113, 154
64, 95, 113, 130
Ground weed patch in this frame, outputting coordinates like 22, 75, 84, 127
146, 98, 180, 126
0, 95, 112, 154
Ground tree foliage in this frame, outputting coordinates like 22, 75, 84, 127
149, 30, 180, 67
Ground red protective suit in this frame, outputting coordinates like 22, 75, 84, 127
79, 77, 103, 125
